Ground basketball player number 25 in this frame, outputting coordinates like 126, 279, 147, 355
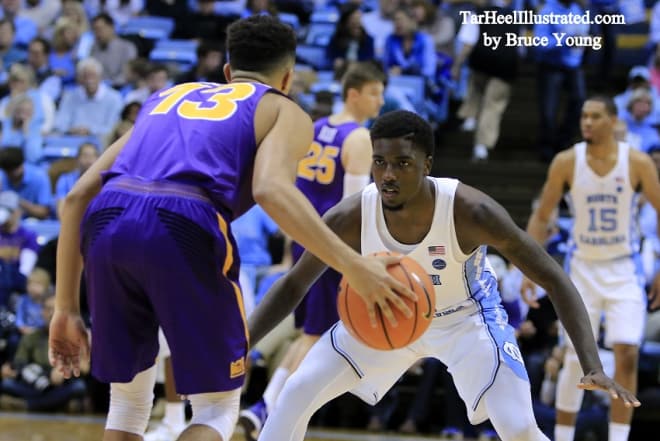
150, 83, 256, 120
588, 207, 617, 232
297, 142, 339, 184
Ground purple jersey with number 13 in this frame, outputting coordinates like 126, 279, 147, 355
107, 81, 274, 219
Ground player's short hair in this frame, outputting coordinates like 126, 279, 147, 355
370, 110, 435, 158
586, 95, 617, 116
341, 62, 386, 100
0, 147, 25, 171
226, 15, 296, 75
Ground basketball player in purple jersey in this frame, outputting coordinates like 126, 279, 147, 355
47, 16, 415, 441
238, 62, 386, 440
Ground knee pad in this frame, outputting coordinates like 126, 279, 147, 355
189, 388, 241, 441
555, 351, 585, 413
105, 365, 157, 435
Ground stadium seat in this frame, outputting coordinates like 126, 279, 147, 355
118, 16, 175, 40
278, 12, 300, 30
388, 75, 426, 110
149, 44, 198, 72
316, 70, 335, 83
41, 135, 99, 161
296, 44, 331, 70
305, 22, 336, 46
153, 39, 198, 51
23, 219, 61, 245
310, 8, 339, 24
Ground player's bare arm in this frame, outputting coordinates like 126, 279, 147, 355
341, 127, 373, 197
248, 193, 362, 346
252, 95, 415, 323
454, 183, 640, 408
631, 149, 660, 310
49, 128, 133, 378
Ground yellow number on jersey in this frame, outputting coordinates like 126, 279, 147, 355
297, 142, 340, 185
149, 83, 257, 121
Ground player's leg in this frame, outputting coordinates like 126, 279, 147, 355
603, 257, 646, 441
81, 191, 161, 440
482, 365, 549, 441
555, 257, 603, 441
177, 388, 241, 441
146, 194, 248, 441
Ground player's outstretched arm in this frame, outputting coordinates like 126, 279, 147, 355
248, 194, 361, 346
252, 95, 414, 326
453, 183, 641, 408
49, 129, 133, 379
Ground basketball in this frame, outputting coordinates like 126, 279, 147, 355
337, 251, 436, 350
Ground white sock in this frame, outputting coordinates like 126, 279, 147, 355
263, 367, 289, 412
163, 402, 185, 428
609, 422, 630, 441
554, 424, 575, 441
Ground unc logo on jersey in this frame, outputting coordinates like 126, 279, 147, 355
503, 342, 524, 364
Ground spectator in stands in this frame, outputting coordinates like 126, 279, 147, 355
614, 66, 660, 127
0, 18, 27, 81
0, 190, 39, 308
145, 0, 187, 19
451, 0, 519, 161
533, 0, 589, 162
0, 147, 53, 219
0, 294, 88, 411
0, 95, 43, 163
22, 0, 60, 35
383, 7, 436, 83
584, 0, 619, 88
362, 0, 398, 58
54, 57, 123, 140
58, 0, 93, 60
83, 0, 144, 27
175, 39, 225, 84
409, 0, 454, 57
14, 267, 50, 336
117, 56, 149, 99
0, 0, 38, 49
105, 101, 139, 147
327, 3, 374, 74
620, 88, 660, 153
0, 63, 55, 135
89, 12, 137, 87
26, 37, 62, 102
48, 17, 77, 86
172, 0, 229, 42
54, 142, 98, 218
123, 62, 170, 104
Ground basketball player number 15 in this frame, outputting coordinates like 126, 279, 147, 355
588, 207, 617, 232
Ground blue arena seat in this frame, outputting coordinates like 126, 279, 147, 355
296, 44, 331, 70
118, 16, 175, 40
305, 22, 336, 46
149, 44, 198, 72
23, 219, 61, 245
278, 12, 300, 30
388, 75, 426, 110
310, 8, 339, 24
41, 135, 99, 160
153, 39, 198, 51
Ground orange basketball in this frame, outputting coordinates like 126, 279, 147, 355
337, 251, 436, 350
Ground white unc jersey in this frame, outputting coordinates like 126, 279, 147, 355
566, 142, 640, 261
360, 177, 503, 313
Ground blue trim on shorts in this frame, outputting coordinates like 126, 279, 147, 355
330, 323, 364, 379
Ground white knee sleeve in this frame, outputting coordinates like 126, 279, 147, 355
189, 388, 241, 441
555, 350, 585, 413
106, 365, 157, 435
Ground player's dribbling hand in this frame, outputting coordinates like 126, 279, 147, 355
578, 370, 641, 408
344, 254, 417, 328
48, 309, 90, 379
520, 276, 540, 309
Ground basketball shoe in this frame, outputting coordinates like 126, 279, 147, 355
238, 398, 268, 441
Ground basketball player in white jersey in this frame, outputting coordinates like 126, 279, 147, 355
524, 95, 660, 441
247, 110, 640, 441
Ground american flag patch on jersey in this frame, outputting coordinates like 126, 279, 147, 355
428, 245, 445, 255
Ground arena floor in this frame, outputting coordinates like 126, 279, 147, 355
0, 412, 468, 441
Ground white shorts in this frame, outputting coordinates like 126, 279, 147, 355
565, 255, 647, 348
331, 301, 528, 424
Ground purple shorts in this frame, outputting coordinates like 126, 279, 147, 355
292, 242, 341, 335
82, 176, 248, 394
